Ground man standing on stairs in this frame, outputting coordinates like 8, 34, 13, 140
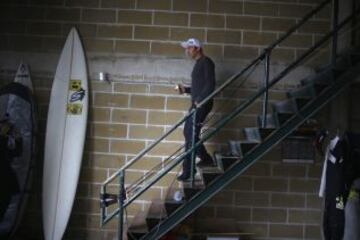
176, 38, 216, 181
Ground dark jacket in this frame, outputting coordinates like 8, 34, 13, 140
185, 55, 215, 105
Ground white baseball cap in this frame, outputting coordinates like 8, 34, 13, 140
181, 38, 201, 48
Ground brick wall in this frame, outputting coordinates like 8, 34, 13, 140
0, 0, 331, 61
0, 0, 340, 239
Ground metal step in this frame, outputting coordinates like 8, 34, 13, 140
214, 152, 240, 171
201, 171, 222, 186
146, 200, 167, 230
197, 155, 224, 186
127, 212, 148, 240
243, 127, 261, 142
272, 98, 297, 114
243, 127, 275, 142
240, 142, 258, 156
258, 112, 292, 128
164, 186, 184, 216
257, 114, 277, 128
182, 180, 205, 201
288, 82, 326, 98
273, 97, 312, 114
213, 151, 225, 170
277, 112, 293, 125
300, 69, 333, 86
228, 141, 258, 157
294, 97, 312, 110
228, 140, 242, 157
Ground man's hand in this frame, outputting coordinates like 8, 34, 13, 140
175, 84, 186, 95
194, 101, 199, 107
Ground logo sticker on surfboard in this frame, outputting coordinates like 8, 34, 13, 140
68, 80, 85, 115
67, 103, 83, 115
70, 88, 86, 102
69, 80, 82, 91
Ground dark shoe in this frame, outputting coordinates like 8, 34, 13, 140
177, 173, 191, 182
177, 169, 197, 182
197, 159, 215, 168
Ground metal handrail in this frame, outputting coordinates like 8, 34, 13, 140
104, 0, 332, 185
197, 0, 331, 109
101, 5, 360, 224
133, 5, 359, 205
100, 0, 337, 235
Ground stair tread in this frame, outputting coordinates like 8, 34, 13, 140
272, 98, 297, 113
201, 172, 222, 186
164, 186, 184, 216
128, 211, 148, 233
277, 112, 293, 125
272, 97, 312, 117
213, 151, 226, 170
147, 199, 167, 219
244, 127, 276, 139
258, 112, 293, 128
182, 180, 205, 189
257, 114, 277, 128
289, 84, 316, 97
240, 142, 258, 156
295, 98, 312, 110
196, 160, 219, 170
199, 166, 223, 174
243, 128, 261, 143
214, 152, 240, 171
228, 140, 258, 158
300, 70, 333, 86
165, 185, 183, 201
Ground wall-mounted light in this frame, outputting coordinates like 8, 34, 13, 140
99, 72, 111, 84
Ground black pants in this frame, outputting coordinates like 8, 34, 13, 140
323, 160, 346, 240
182, 102, 213, 175
323, 198, 345, 240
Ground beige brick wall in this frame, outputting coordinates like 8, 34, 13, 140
0, 0, 342, 239
0, 0, 331, 60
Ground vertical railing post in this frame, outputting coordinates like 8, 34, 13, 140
190, 109, 197, 187
332, 0, 339, 66
118, 171, 125, 240
262, 49, 271, 128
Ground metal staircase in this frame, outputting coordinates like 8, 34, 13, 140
100, 1, 360, 239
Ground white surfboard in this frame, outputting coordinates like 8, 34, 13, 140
42, 28, 88, 240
